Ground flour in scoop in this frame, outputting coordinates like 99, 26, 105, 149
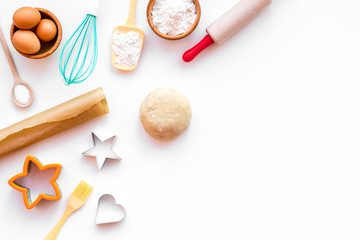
14, 84, 30, 105
112, 30, 142, 66
151, 0, 197, 36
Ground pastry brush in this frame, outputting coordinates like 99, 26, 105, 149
44, 181, 93, 240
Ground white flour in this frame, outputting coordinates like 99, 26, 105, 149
14, 84, 30, 105
151, 0, 197, 36
112, 30, 142, 66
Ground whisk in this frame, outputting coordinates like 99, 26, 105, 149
59, 0, 99, 85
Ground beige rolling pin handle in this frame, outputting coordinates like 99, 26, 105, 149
206, 0, 272, 45
183, 0, 271, 62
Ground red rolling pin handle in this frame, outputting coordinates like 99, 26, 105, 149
182, 35, 214, 62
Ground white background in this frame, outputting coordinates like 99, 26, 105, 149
0, 0, 360, 239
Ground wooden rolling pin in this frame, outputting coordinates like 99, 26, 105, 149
183, 0, 271, 62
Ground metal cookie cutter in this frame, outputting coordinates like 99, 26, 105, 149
8, 155, 62, 209
95, 194, 126, 225
82, 132, 122, 170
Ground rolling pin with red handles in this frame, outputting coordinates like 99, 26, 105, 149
183, 0, 272, 62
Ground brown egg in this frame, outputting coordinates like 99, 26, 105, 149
13, 7, 41, 29
35, 19, 57, 42
12, 30, 41, 54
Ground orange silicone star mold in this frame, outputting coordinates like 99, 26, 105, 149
8, 155, 62, 209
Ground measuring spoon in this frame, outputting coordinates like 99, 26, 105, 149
0, 25, 33, 108
111, 0, 145, 71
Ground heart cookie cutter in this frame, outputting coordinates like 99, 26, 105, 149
8, 155, 62, 209
95, 194, 126, 225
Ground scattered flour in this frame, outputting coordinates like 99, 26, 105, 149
112, 30, 142, 66
151, 0, 197, 36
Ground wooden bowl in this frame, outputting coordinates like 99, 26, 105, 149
10, 8, 62, 59
147, 0, 201, 40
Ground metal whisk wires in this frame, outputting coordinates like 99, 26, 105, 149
59, 14, 98, 85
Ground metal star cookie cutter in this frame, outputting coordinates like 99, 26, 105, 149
95, 194, 126, 225
82, 132, 121, 170
8, 155, 62, 209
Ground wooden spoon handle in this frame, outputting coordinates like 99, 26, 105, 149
0, 25, 20, 81
125, 0, 137, 26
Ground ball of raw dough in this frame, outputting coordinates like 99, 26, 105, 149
140, 88, 192, 140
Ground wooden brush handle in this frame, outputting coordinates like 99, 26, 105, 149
44, 208, 74, 240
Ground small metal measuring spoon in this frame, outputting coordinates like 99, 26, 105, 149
0, 25, 33, 108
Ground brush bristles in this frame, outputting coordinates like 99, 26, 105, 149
72, 180, 93, 201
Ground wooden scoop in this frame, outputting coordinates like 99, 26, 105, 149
112, 0, 144, 71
